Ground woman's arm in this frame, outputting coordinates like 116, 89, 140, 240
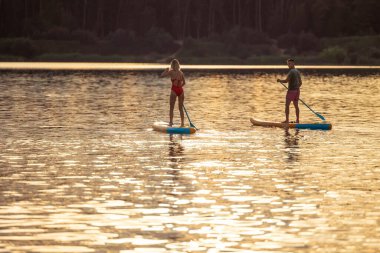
181, 72, 186, 87
160, 68, 171, 77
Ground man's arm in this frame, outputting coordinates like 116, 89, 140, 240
277, 70, 293, 83
277, 75, 290, 83
298, 71, 302, 87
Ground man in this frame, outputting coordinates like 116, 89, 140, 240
277, 59, 302, 123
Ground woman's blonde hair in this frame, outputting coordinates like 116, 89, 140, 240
170, 59, 180, 71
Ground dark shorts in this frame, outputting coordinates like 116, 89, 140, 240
286, 89, 300, 101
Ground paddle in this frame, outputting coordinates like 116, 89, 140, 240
279, 81, 326, 121
183, 105, 198, 130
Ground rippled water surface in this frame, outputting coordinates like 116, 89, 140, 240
0, 68, 379, 253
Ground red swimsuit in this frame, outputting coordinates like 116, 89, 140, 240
171, 79, 183, 96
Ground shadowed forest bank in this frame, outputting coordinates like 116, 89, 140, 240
1, 0, 380, 64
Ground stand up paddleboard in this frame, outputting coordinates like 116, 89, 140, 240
250, 118, 332, 130
153, 122, 197, 134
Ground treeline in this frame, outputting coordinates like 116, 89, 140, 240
0, 0, 379, 64
1, 0, 379, 39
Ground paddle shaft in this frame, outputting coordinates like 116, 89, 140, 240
183, 105, 198, 130
279, 81, 326, 121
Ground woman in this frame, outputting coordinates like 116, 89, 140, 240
160, 59, 186, 127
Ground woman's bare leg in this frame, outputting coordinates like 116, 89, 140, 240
178, 93, 185, 127
169, 92, 176, 126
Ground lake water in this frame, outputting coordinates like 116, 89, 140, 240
0, 64, 379, 252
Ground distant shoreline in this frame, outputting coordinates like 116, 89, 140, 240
1, 62, 379, 74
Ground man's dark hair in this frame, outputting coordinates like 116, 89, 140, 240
287, 58, 295, 62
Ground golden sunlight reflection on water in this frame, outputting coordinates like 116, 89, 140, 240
0, 68, 379, 252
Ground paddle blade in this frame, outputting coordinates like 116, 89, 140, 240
189, 120, 199, 130
316, 113, 326, 121
299, 98, 326, 121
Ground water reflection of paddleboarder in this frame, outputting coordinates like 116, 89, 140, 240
284, 129, 300, 163
168, 134, 184, 163
166, 135, 185, 191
